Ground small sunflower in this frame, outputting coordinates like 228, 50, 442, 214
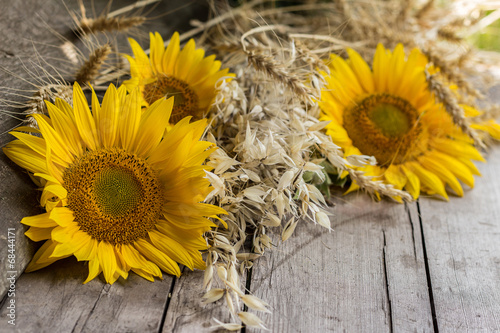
3, 82, 226, 284
320, 43, 496, 200
123, 32, 234, 124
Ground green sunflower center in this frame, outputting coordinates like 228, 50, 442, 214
143, 75, 200, 124
63, 148, 163, 245
94, 167, 142, 217
343, 93, 422, 166
369, 103, 411, 137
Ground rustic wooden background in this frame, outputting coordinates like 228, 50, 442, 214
1, 1, 500, 332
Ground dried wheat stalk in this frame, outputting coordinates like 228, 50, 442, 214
79, 16, 146, 34
426, 71, 486, 150
75, 44, 111, 84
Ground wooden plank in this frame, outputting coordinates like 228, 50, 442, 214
0, 257, 174, 332
419, 147, 500, 331
163, 267, 243, 332
247, 196, 433, 332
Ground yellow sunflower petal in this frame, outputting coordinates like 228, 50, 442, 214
401, 165, 421, 200
430, 152, 476, 188
407, 162, 448, 200
73, 82, 99, 150
384, 164, 407, 189
163, 31, 181, 74
49, 207, 74, 227
97, 83, 120, 148
21, 213, 57, 228
83, 258, 102, 284
175, 39, 197, 78
150, 32, 165, 75
25, 226, 54, 242
431, 137, 485, 162
346, 48, 374, 93
419, 156, 463, 196
32, 114, 72, 166
46, 101, 83, 157
149, 230, 195, 269
97, 241, 118, 284
121, 244, 162, 277
132, 97, 173, 157
74, 235, 98, 261
135, 239, 181, 277
119, 87, 142, 150
373, 43, 389, 92
25, 241, 64, 272
3, 141, 48, 174
128, 37, 153, 79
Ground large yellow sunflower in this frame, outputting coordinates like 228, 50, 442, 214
123, 32, 234, 124
3, 82, 226, 284
320, 43, 498, 200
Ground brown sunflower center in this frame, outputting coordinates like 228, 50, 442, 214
143, 75, 200, 123
63, 148, 163, 245
343, 93, 422, 166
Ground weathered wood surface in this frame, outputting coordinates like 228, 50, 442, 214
1, 1, 500, 332
247, 197, 433, 332
419, 148, 500, 332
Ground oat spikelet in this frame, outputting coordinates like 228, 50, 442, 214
79, 16, 146, 34
425, 71, 486, 149
75, 44, 111, 84
437, 25, 463, 43
245, 48, 315, 103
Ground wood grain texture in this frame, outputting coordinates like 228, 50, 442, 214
247, 197, 433, 332
419, 148, 500, 332
0, 257, 174, 333
163, 267, 241, 333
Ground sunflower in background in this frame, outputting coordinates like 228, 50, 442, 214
320, 44, 499, 200
123, 32, 234, 124
3, 83, 226, 284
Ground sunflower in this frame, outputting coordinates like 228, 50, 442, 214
123, 32, 234, 124
3, 82, 226, 284
320, 43, 496, 200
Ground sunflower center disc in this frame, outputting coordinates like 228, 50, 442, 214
343, 93, 422, 166
94, 168, 142, 217
143, 75, 200, 123
63, 148, 163, 245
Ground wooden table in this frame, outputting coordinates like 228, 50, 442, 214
1, 1, 499, 332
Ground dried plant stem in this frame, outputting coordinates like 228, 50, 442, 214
415, 0, 434, 19
288, 33, 367, 50
107, 0, 159, 18
437, 25, 463, 43
426, 71, 486, 149
397, 0, 413, 26
245, 48, 315, 103
346, 167, 413, 202
79, 16, 146, 34
75, 44, 111, 84
422, 48, 483, 99
294, 40, 329, 73
160, 0, 263, 50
